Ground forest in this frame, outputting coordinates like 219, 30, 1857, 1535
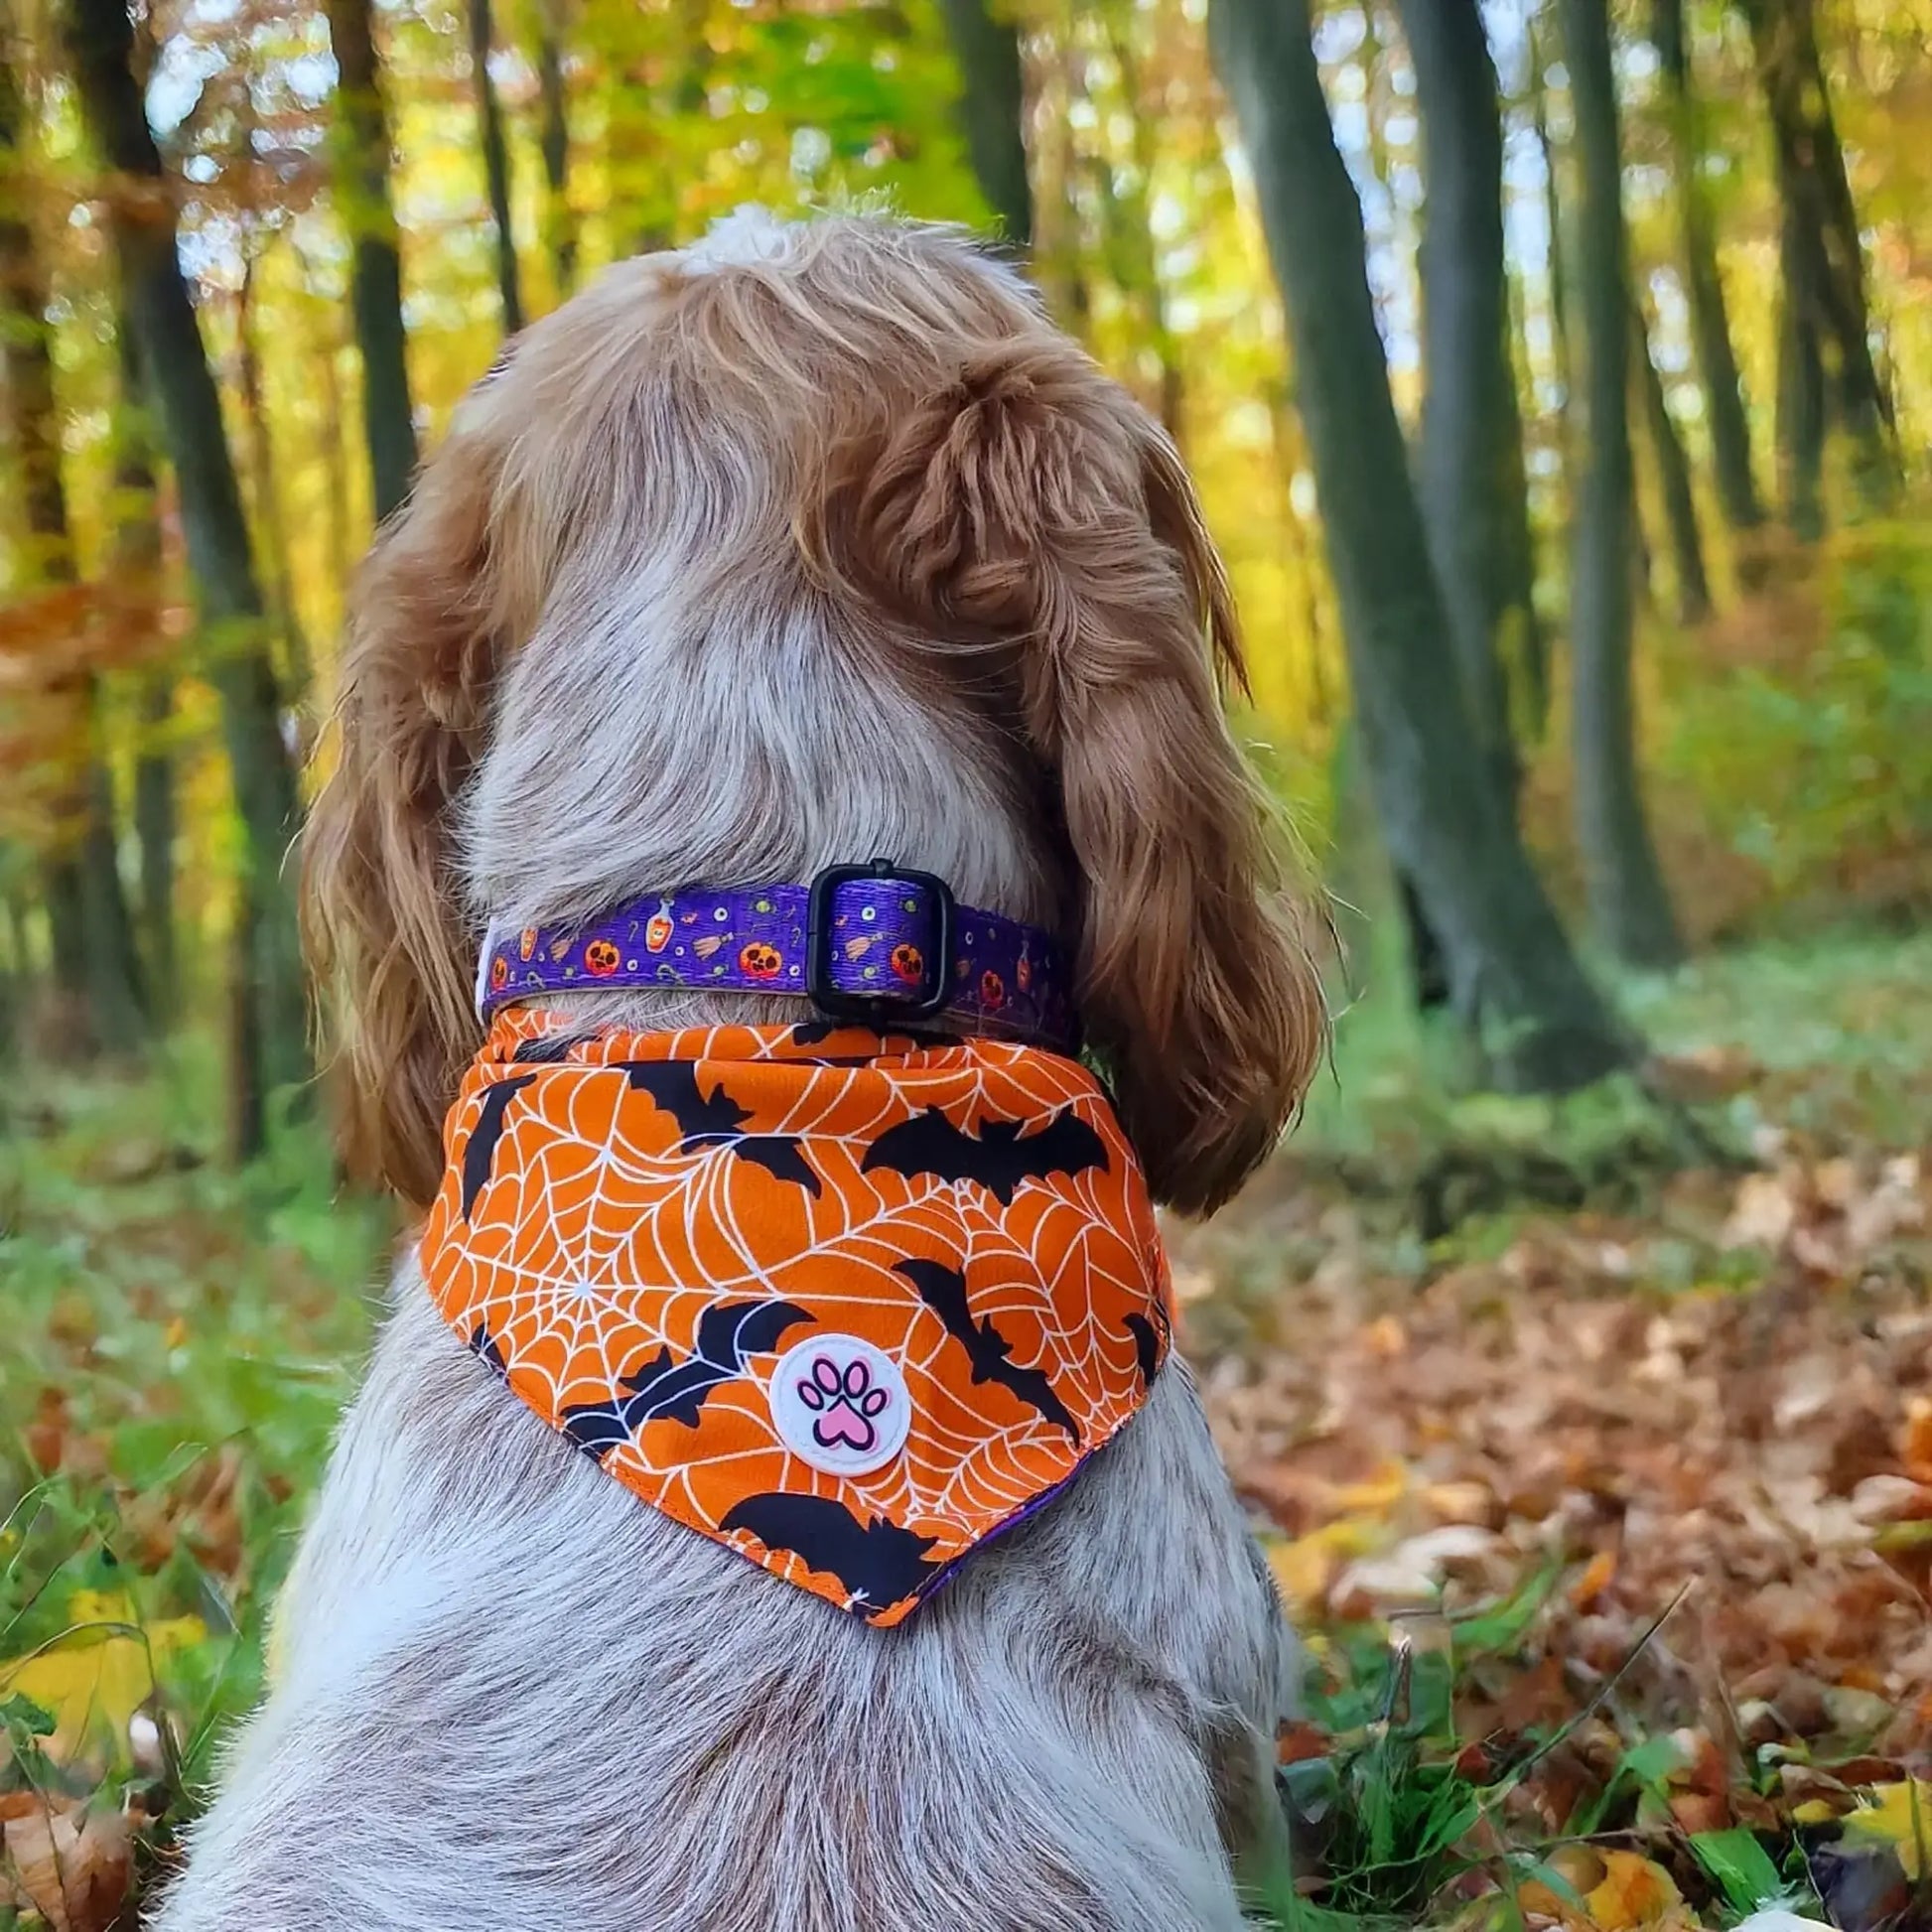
1, 0, 1929, 1924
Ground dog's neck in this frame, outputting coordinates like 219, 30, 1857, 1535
457, 567, 1066, 1046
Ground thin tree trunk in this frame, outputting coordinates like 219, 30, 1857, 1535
68, 0, 310, 1103
225, 871, 266, 1162
1528, 17, 1575, 444
1096, 21, 1185, 442
75, 704, 148, 1051
112, 319, 177, 1021
1210, 0, 1633, 1089
325, 0, 419, 522
2, 30, 147, 1055
237, 245, 312, 703
1651, 0, 1761, 531
1502, 257, 1551, 732
1775, 223, 1829, 537
1631, 291, 1713, 622
938, 0, 1033, 250
1265, 384, 1332, 731
470, 0, 524, 335
1029, 19, 1083, 326
1744, 0, 1894, 510
132, 672, 177, 1019
1396, 0, 1540, 798
314, 290, 354, 599
1557, 0, 1684, 967
534, 0, 576, 294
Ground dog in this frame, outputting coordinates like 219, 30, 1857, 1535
153, 207, 1324, 1932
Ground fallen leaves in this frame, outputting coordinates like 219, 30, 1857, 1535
1, 1797, 131, 1932
1173, 1035, 1932, 1928
1519, 1846, 1686, 1930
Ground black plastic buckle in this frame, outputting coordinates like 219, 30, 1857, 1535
806, 859, 956, 1027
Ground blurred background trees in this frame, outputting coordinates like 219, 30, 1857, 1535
0, 0, 1927, 1148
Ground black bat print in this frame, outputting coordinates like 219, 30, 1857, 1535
461, 1074, 537, 1221
785, 1020, 850, 1048
784, 1020, 913, 1062
559, 1299, 814, 1453
468, 1321, 510, 1378
719, 1492, 945, 1610
1122, 1311, 1163, 1393
895, 1257, 1080, 1445
616, 1059, 823, 1197
860, 1106, 1109, 1206
511, 1033, 587, 1064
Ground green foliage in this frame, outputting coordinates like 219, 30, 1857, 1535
0, 1041, 387, 1816
1687, 1826, 1790, 1918
1656, 517, 1932, 933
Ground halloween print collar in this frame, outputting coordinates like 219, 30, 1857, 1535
418, 1009, 1173, 1626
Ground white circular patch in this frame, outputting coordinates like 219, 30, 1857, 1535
768, 1333, 910, 1477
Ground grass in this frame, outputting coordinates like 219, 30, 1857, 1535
5, 922, 1929, 1925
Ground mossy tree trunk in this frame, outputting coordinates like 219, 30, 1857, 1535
67, 0, 310, 1124
1557, 0, 1685, 968
1397, 0, 1540, 798
938, 0, 1032, 250
2, 30, 147, 1055
1631, 291, 1713, 624
1743, 0, 1894, 522
324, 0, 418, 523
534, 0, 576, 294
1651, 0, 1762, 534
470, 0, 524, 336
1209, 0, 1635, 1089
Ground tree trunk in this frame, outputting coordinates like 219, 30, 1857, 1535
534, 0, 576, 294
237, 245, 312, 704
938, 0, 1032, 250
1528, 17, 1575, 451
470, 0, 524, 335
75, 704, 149, 1051
1743, 0, 1894, 511
1, 32, 147, 1055
113, 321, 177, 1021
1631, 292, 1713, 623
133, 671, 178, 1019
1209, 0, 1633, 1089
324, 0, 418, 523
1396, 0, 1540, 798
1557, 0, 1684, 968
67, 0, 311, 1103
1096, 22, 1185, 443
1651, 0, 1761, 531
1775, 224, 1829, 537
225, 872, 266, 1163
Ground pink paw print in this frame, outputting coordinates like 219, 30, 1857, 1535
795, 1353, 891, 1454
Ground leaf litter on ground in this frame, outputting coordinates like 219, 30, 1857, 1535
1174, 933, 1932, 1928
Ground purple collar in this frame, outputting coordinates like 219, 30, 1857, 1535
476, 863, 1076, 1051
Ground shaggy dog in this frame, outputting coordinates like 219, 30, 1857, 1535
154, 207, 1323, 1932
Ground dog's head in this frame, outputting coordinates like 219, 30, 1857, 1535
305, 207, 1324, 1218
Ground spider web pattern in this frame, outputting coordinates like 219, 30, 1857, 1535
419, 1011, 1173, 1625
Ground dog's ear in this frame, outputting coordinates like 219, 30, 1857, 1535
806, 342, 1326, 1215
303, 433, 513, 1208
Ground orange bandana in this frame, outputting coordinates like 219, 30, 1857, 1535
419, 1011, 1173, 1625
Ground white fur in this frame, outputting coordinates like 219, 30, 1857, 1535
158, 1289, 1292, 1930
152, 211, 1296, 1931
679, 204, 804, 274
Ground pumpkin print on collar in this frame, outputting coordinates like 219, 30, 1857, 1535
418, 1010, 1173, 1626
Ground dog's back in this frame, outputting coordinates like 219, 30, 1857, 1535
156, 1290, 1292, 1930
